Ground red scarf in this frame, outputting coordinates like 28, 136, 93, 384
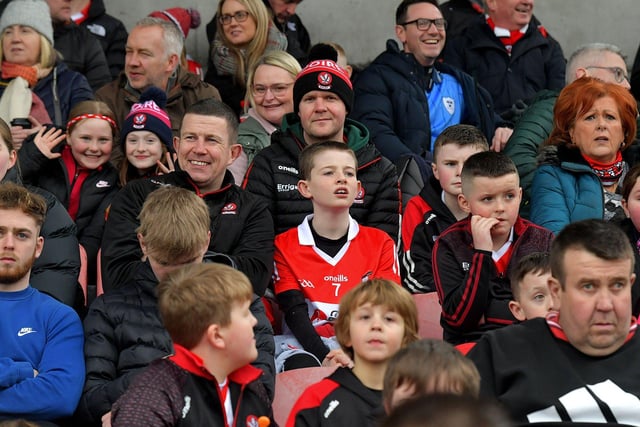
582, 151, 625, 187
486, 17, 525, 53
1, 62, 37, 87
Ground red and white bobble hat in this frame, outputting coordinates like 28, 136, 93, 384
293, 59, 353, 113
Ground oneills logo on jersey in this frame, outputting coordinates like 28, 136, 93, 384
461, 262, 470, 271
353, 186, 365, 204
221, 203, 237, 215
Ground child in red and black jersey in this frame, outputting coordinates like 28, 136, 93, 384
433, 152, 554, 344
111, 264, 273, 427
273, 141, 400, 371
401, 124, 489, 294
286, 278, 419, 427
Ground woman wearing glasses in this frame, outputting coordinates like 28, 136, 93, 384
229, 50, 300, 183
205, 0, 287, 118
530, 77, 638, 234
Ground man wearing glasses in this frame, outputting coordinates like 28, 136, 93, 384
505, 43, 639, 219
352, 0, 512, 175
443, 0, 565, 121
206, 0, 310, 66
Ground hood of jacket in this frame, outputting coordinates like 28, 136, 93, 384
280, 112, 370, 153
87, 0, 106, 19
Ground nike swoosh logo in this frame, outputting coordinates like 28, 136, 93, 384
17, 330, 36, 337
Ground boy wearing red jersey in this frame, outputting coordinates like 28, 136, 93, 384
274, 141, 400, 371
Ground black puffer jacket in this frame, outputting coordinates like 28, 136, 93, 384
243, 113, 400, 241
443, 18, 565, 117
76, 261, 276, 426
53, 21, 112, 92
76, 0, 128, 80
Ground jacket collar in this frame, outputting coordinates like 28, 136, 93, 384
170, 343, 263, 385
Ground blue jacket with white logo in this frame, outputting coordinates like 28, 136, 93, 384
352, 39, 504, 165
0, 286, 84, 421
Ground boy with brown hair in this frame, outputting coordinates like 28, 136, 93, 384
508, 252, 553, 321
274, 141, 400, 371
78, 186, 275, 425
111, 263, 273, 426
382, 339, 480, 412
402, 124, 489, 293
433, 151, 554, 344
287, 278, 419, 427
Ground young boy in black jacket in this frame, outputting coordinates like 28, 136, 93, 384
433, 152, 554, 344
401, 125, 488, 293
77, 186, 274, 426
111, 263, 274, 427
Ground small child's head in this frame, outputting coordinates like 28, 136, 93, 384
432, 125, 489, 198
622, 164, 640, 231
298, 140, 360, 208
157, 263, 256, 368
509, 252, 553, 321
66, 100, 117, 170
307, 42, 352, 77
0, 118, 17, 180
334, 279, 419, 365
382, 339, 480, 412
120, 87, 173, 185
459, 151, 522, 239
381, 394, 513, 427
136, 186, 211, 281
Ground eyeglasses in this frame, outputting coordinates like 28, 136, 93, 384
585, 66, 628, 84
219, 11, 250, 25
401, 18, 447, 31
252, 83, 294, 97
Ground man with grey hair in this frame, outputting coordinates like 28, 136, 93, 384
96, 17, 221, 136
504, 42, 636, 218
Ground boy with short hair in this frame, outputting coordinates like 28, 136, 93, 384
274, 141, 400, 371
382, 339, 480, 412
286, 278, 419, 427
433, 151, 554, 344
401, 125, 489, 294
78, 186, 275, 425
111, 263, 273, 426
508, 252, 553, 321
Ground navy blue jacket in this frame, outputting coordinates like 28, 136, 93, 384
443, 18, 565, 117
352, 39, 504, 164
33, 62, 94, 126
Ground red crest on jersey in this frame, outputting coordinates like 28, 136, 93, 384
221, 202, 237, 215
245, 415, 259, 427
353, 186, 365, 204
